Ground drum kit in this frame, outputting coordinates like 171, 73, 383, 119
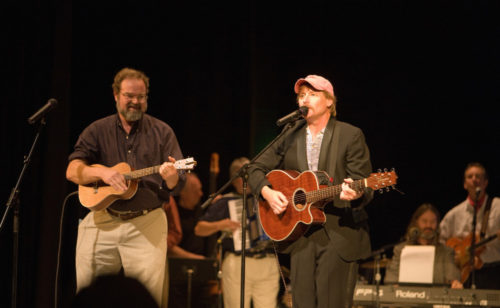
358, 256, 391, 285
359, 257, 391, 269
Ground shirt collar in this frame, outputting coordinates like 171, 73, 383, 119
467, 194, 487, 210
306, 126, 326, 137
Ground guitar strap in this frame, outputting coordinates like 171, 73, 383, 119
480, 195, 493, 239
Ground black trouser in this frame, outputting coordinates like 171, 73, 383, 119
290, 228, 358, 308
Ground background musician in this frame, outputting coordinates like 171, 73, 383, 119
165, 172, 209, 259
66, 67, 186, 306
195, 157, 280, 308
439, 162, 500, 289
247, 74, 373, 308
166, 172, 218, 308
385, 203, 462, 288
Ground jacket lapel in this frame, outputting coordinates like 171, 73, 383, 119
318, 117, 337, 174
296, 125, 308, 171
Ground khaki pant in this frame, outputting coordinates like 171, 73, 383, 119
76, 208, 168, 306
221, 252, 280, 308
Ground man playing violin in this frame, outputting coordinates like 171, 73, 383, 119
440, 162, 500, 289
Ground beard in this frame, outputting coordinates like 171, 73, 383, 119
420, 228, 437, 241
117, 102, 147, 122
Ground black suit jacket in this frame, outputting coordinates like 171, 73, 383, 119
248, 116, 373, 261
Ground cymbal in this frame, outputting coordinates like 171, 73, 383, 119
360, 258, 391, 269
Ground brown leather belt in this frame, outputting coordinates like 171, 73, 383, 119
107, 207, 157, 220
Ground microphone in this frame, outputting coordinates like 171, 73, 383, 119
28, 98, 58, 125
408, 227, 420, 241
217, 231, 231, 243
276, 106, 308, 127
475, 187, 481, 197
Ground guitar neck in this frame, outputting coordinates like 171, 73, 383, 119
123, 165, 161, 180
306, 179, 366, 203
209, 172, 218, 195
473, 234, 498, 249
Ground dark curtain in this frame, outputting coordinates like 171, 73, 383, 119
1, 1, 499, 307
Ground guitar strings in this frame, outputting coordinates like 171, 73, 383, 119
285, 180, 365, 205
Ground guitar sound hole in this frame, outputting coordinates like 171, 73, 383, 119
293, 190, 306, 211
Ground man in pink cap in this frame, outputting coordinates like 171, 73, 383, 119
249, 74, 373, 307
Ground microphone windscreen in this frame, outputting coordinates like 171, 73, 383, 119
408, 227, 420, 241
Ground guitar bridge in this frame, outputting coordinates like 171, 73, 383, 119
93, 182, 99, 194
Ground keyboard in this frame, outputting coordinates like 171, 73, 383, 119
353, 284, 500, 307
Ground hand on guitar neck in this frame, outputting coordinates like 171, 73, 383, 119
340, 178, 364, 201
159, 156, 181, 189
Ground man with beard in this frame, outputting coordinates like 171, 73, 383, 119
385, 203, 463, 288
66, 67, 186, 307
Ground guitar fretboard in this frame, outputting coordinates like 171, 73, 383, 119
306, 179, 366, 203
123, 165, 161, 180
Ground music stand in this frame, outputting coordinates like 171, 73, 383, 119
168, 258, 218, 308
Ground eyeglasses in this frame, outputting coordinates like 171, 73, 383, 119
121, 92, 147, 101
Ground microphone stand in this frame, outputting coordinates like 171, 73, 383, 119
216, 234, 225, 308
361, 240, 406, 308
199, 120, 299, 308
0, 118, 47, 308
469, 191, 480, 290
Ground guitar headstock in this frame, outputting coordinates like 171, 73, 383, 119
366, 168, 398, 193
210, 152, 220, 175
174, 157, 197, 170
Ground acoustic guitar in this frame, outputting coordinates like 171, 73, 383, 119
78, 157, 197, 211
258, 169, 398, 242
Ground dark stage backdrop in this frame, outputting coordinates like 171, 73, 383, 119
2, 1, 499, 307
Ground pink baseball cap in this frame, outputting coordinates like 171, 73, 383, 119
294, 75, 334, 97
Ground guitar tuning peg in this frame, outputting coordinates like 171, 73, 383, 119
383, 168, 388, 173
377, 168, 382, 173
391, 167, 395, 172
386, 187, 390, 192
379, 189, 383, 194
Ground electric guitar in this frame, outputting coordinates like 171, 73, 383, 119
258, 169, 398, 242
446, 232, 498, 283
78, 157, 197, 211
